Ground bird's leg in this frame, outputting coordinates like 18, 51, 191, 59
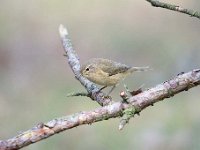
107, 85, 116, 95
100, 86, 107, 91
97, 86, 107, 93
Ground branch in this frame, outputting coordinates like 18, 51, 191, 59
59, 25, 112, 106
0, 69, 200, 150
1, 25, 199, 149
146, 0, 200, 20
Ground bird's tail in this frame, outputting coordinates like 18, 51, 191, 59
129, 66, 150, 73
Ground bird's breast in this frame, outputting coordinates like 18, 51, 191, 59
89, 72, 129, 86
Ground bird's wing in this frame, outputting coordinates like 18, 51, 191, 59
91, 58, 130, 76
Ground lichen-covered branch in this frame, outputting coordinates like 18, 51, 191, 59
0, 69, 199, 150
1, 24, 199, 149
59, 25, 112, 106
146, 0, 200, 20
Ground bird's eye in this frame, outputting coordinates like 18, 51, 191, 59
85, 67, 89, 71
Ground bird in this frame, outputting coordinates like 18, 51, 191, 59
80, 58, 149, 94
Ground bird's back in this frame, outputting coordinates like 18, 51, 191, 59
88, 58, 131, 76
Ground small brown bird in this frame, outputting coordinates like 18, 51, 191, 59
80, 58, 149, 94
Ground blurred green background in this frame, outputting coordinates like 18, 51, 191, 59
0, 0, 200, 149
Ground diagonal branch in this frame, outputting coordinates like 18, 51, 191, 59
0, 69, 200, 150
146, 0, 200, 20
59, 25, 112, 106
1, 24, 199, 149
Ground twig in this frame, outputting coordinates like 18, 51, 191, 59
146, 0, 200, 20
59, 25, 112, 106
66, 92, 89, 97
119, 91, 134, 130
0, 69, 199, 149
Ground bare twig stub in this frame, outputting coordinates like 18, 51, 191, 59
146, 0, 200, 19
59, 25, 112, 106
0, 69, 199, 150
